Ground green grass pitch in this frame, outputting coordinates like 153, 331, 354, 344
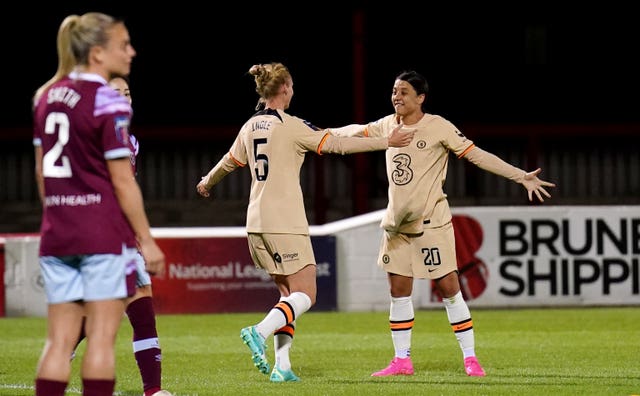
0, 307, 638, 395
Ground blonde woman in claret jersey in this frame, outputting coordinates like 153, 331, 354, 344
32, 12, 165, 396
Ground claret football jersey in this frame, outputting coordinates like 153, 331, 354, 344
33, 72, 137, 256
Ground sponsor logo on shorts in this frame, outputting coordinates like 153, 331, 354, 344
282, 252, 299, 262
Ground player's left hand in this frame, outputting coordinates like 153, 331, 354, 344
138, 237, 165, 277
522, 168, 556, 202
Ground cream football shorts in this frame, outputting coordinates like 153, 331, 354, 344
248, 233, 316, 276
377, 221, 457, 279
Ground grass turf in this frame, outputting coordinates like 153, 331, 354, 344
0, 307, 638, 395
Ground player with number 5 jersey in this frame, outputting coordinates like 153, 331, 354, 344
196, 62, 414, 382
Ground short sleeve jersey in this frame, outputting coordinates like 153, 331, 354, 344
366, 113, 474, 233
128, 133, 139, 175
32, 72, 136, 256
228, 108, 328, 234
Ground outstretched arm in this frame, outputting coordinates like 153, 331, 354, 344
196, 153, 242, 198
463, 146, 556, 202
319, 124, 414, 154
327, 124, 367, 137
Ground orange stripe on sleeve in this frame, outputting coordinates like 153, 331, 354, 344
229, 152, 246, 167
316, 132, 330, 155
457, 143, 476, 159
363, 127, 369, 137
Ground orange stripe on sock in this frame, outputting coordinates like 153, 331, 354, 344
389, 318, 414, 331
451, 318, 473, 333
274, 323, 295, 337
275, 301, 295, 324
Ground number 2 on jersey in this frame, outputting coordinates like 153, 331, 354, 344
42, 112, 72, 178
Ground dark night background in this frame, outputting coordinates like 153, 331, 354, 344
1, 2, 639, 233
3, 2, 640, 131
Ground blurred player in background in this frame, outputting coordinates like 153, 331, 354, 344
329, 70, 556, 377
70, 76, 172, 396
196, 62, 414, 382
32, 12, 165, 396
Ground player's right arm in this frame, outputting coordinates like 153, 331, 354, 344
319, 123, 414, 154
327, 124, 367, 137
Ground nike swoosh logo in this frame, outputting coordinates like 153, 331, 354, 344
428, 268, 437, 272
